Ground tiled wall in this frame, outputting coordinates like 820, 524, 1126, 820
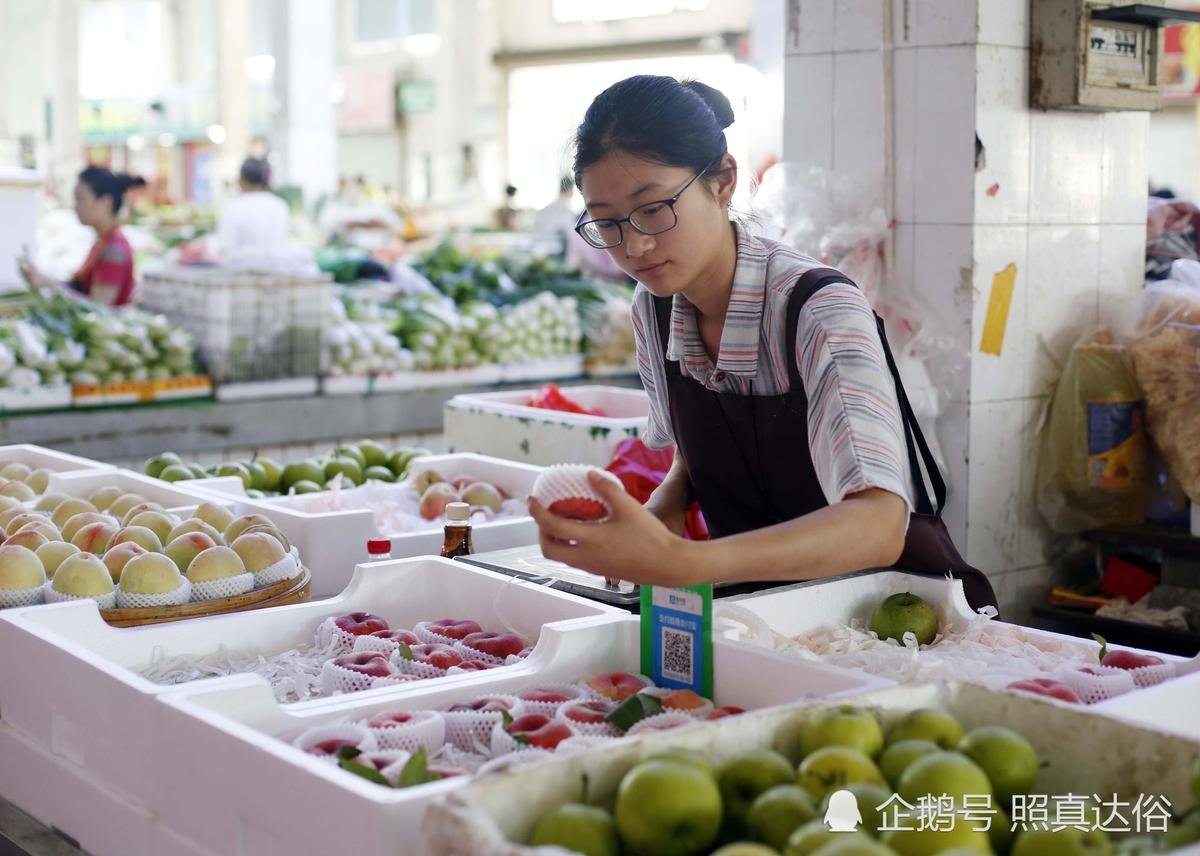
785, 0, 1149, 620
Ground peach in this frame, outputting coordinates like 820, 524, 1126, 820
127, 510, 178, 545
231, 532, 286, 573
4, 530, 48, 552
23, 468, 53, 495
418, 483, 459, 521
52, 553, 114, 597
0, 544, 46, 590
87, 486, 124, 511
50, 498, 98, 529
33, 492, 70, 513
223, 514, 274, 544
121, 501, 166, 526
0, 495, 22, 514
194, 502, 235, 533
36, 541, 80, 578
164, 532, 218, 572
0, 481, 36, 502
119, 553, 184, 595
14, 520, 61, 542
102, 542, 146, 582
167, 518, 223, 545
584, 672, 652, 702
185, 545, 246, 583
5, 513, 49, 536
0, 462, 31, 481
236, 523, 290, 551
71, 521, 119, 555
108, 493, 149, 520
411, 468, 447, 495
111, 525, 163, 553
0, 508, 25, 532
61, 511, 111, 542
462, 482, 502, 513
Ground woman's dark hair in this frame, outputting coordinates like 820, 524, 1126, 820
78, 166, 145, 214
572, 75, 734, 187
239, 157, 271, 189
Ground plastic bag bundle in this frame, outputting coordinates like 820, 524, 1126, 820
1036, 328, 1149, 532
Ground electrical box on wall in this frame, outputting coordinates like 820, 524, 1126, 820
1032, 2, 1200, 111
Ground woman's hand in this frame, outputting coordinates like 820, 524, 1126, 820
528, 470, 699, 587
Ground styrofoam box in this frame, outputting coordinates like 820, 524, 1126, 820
423, 680, 1200, 854
0, 557, 622, 854
1094, 667, 1200, 739
443, 385, 649, 467
46, 468, 228, 514
0, 443, 113, 475
194, 453, 545, 597
151, 617, 891, 856
717, 569, 1184, 687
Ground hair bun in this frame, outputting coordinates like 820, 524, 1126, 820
682, 79, 735, 130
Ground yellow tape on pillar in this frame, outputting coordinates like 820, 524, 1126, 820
980, 263, 1017, 356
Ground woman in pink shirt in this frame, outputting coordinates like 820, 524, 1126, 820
20, 166, 144, 307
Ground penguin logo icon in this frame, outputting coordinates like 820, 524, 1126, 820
823, 789, 863, 832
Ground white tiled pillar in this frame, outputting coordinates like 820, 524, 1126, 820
785, 1, 1150, 620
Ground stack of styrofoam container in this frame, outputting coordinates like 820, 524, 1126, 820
0, 557, 627, 856
0, 443, 113, 475
443, 385, 649, 467
147, 616, 890, 856
422, 681, 1200, 855
190, 453, 545, 597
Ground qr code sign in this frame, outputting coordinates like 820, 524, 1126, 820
661, 627, 694, 684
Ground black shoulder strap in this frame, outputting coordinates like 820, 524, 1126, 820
652, 294, 680, 376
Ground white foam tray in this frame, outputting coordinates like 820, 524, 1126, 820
0, 556, 623, 850
192, 453, 545, 597
717, 568, 1184, 688
424, 680, 1200, 854
151, 616, 891, 856
443, 385, 649, 467
0, 443, 113, 474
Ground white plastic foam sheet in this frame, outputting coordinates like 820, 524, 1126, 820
1094, 669, 1200, 738
443, 385, 650, 468
0, 558, 621, 829
424, 681, 1200, 855
212, 453, 545, 597
0, 443, 114, 474
150, 617, 889, 856
48, 467, 229, 513
717, 569, 1184, 692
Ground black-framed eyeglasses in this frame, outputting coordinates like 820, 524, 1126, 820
574, 158, 718, 250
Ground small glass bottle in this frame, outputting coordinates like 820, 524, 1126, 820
440, 502, 474, 558
367, 538, 392, 562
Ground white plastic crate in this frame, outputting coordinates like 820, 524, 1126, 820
0, 556, 623, 842
197, 453, 545, 597
423, 681, 1200, 854
443, 385, 649, 467
0, 443, 113, 474
150, 617, 890, 856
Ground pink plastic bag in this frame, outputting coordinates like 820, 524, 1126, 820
604, 438, 708, 540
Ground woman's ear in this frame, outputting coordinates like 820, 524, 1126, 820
711, 153, 738, 207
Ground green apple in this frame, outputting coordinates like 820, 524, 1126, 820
719, 749, 798, 830
886, 709, 964, 750
615, 759, 722, 856
1011, 827, 1111, 856
710, 845, 780, 856
364, 465, 396, 483
879, 740, 941, 789
356, 439, 388, 468
257, 457, 283, 491
881, 820, 991, 855
216, 463, 253, 490
333, 444, 367, 468
784, 822, 873, 856
160, 464, 195, 483
797, 747, 886, 803
647, 748, 716, 779
281, 460, 324, 490
187, 463, 208, 479
957, 726, 1039, 803
819, 782, 891, 836
291, 480, 323, 494
144, 452, 181, 478
1161, 810, 1200, 849
870, 592, 939, 645
801, 706, 885, 759
324, 456, 364, 486
529, 803, 619, 856
809, 840, 898, 856
989, 804, 1014, 855
245, 461, 268, 491
897, 751, 992, 804
747, 784, 818, 851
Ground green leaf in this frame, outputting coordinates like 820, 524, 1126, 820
338, 756, 392, 787
397, 748, 438, 788
1092, 633, 1108, 662
500, 709, 514, 728
605, 692, 663, 732
395, 642, 414, 661
335, 745, 362, 761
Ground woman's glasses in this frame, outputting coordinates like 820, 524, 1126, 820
574, 158, 718, 250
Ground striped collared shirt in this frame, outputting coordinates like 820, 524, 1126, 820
630, 226, 915, 512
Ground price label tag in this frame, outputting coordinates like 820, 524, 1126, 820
640, 583, 713, 698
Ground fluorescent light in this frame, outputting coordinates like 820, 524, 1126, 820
206, 124, 227, 145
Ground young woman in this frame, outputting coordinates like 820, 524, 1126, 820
527, 75, 995, 610
19, 166, 144, 307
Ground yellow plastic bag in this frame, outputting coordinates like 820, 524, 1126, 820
1036, 328, 1149, 532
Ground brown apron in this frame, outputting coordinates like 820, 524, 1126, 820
653, 266, 999, 614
